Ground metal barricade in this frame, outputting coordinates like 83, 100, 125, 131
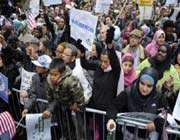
166, 126, 180, 140
84, 107, 107, 140
107, 112, 180, 140
9, 90, 180, 140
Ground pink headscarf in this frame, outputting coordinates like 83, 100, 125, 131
122, 53, 137, 87
145, 30, 165, 57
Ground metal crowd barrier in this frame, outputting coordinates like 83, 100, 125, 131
10, 90, 180, 140
108, 112, 180, 140
85, 107, 107, 140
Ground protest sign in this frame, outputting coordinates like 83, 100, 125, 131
42, 0, 62, 6
95, 0, 111, 14
138, 0, 153, 20
139, 6, 153, 20
165, 0, 177, 6
173, 90, 180, 121
26, 114, 51, 140
0, 73, 8, 103
20, 68, 36, 104
170, 7, 180, 21
70, 8, 98, 50
139, 0, 153, 6
29, 0, 40, 18
20, 68, 36, 91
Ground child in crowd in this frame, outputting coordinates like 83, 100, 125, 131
42, 58, 84, 140
122, 53, 136, 88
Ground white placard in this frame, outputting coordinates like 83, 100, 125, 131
29, 0, 40, 18
165, 0, 177, 5
139, 6, 153, 20
20, 68, 36, 104
26, 114, 51, 140
95, 0, 111, 14
173, 90, 180, 121
70, 8, 98, 50
42, 0, 62, 6
170, 7, 180, 21
20, 68, 36, 91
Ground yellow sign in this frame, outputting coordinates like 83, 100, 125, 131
139, 0, 153, 6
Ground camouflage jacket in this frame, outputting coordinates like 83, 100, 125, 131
46, 67, 84, 112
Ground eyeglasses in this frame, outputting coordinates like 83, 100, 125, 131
63, 53, 72, 57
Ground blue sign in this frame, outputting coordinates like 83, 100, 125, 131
0, 73, 8, 103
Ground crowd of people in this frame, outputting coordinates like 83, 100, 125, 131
0, 0, 180, 140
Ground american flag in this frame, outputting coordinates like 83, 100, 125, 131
26, 10, 37, 30
0, 111, 16, 138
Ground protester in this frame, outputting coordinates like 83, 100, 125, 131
21, 55, 52, 114
137, 43, 180, 92
174, 48, 180, 77
145, 29, 166, 57
106, 67, 169, 140
122, 29, 145, 68
42, 58, 84, 140
122, 53, 137, 88
0, 0, 180, 139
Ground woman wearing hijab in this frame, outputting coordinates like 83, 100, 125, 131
122, 53, 136, 88
107, 67, 169, 140
145, 30, 165, 58
137, 43, 180, 92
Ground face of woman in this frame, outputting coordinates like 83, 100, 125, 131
100, 54, 110, 70
139, 80, 153, 96
156, 45, 167, 62
90, 44, 97, 57
122, 61, 133, 74
157, 34, 165, 45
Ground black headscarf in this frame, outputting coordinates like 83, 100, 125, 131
128, 68, 158, 112
149, 43, 172, 79
128, 67, 159, 112
135, 67, 159, 94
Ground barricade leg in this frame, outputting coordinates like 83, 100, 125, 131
102, 115, 105, 140
122, 122, 127, 140
83, 110, 87, 140
134, 125, 139, 140
71, 111, 80, 140
65, 109, 72, 140
93, 113, 96, 140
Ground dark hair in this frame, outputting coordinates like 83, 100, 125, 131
105, 15, 113, 21
94, 42, 103, 59
40, 37, 50, 48
163, 20, 174, 30
49, 58, 66, 73
101, 48, 109, 56
149, 43, 172, 79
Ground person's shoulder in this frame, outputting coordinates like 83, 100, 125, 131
63, 73, 80, 86
122, 45, 130, 53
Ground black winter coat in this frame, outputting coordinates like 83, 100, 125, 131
81, 47, 121, 111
